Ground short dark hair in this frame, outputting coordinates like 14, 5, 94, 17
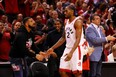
23, 17, 31, 25
67, 5, 76, 16
90, 14, 100, 21
54, 19, 64, 27
54, 19, 62, 24
67, 5, 76, 11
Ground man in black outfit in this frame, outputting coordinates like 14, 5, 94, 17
9, 17, 44, 77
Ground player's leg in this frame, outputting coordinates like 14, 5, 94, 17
71, 46, 83, 77
74, 72, 82, 77
59, 71, 69, 77
59, 48, 72, 77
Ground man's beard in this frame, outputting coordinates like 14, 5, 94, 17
29, 25, 35, 31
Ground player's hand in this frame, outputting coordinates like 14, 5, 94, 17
39, 51, 46, 56
64, 53, 73, 61
39, 51, 48, 58
46, 48, 54, 55
36, 54, 44, 61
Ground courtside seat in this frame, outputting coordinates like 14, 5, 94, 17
29, 61, 49, 77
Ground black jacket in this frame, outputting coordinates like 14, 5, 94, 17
9, 26, 39, 58
44, 29, 65, 58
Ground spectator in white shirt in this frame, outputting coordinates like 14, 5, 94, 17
108, 44, 116, 62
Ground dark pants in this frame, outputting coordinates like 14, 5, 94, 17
90, 59, 102, 77
82, 70, 90, 77
10, 58, 28, 77
47, 56, 60, 77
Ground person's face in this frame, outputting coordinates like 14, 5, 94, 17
110, 41, 114, 47
27, 18, 36, 28
82, 2, 87, 10
64, 7, 72, 19
32, 1, 37, 7
92, 16, 101, 26
14, 22, 21, 31
54, 21, 62, 31
17, 14, 23, 21
50, 5, 54, 10
1, 15, 7, 22
57, 2, 62, 9
42, 2, 47, 8
48, 10, 53, 17
36, 16, 42, 22
52, 11, 58, 19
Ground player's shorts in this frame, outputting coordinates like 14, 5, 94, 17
59, 46, 84, 74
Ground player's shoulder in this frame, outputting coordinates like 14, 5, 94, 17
75, 16, 83, 23
75, 18, 83, 26
75, 19, 82, 24
74, 16, 83, 28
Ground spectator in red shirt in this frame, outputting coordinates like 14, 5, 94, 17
0, 22, 11, 61
30, 1, 44, 20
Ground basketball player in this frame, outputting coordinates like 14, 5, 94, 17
47, 5, 86, 77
